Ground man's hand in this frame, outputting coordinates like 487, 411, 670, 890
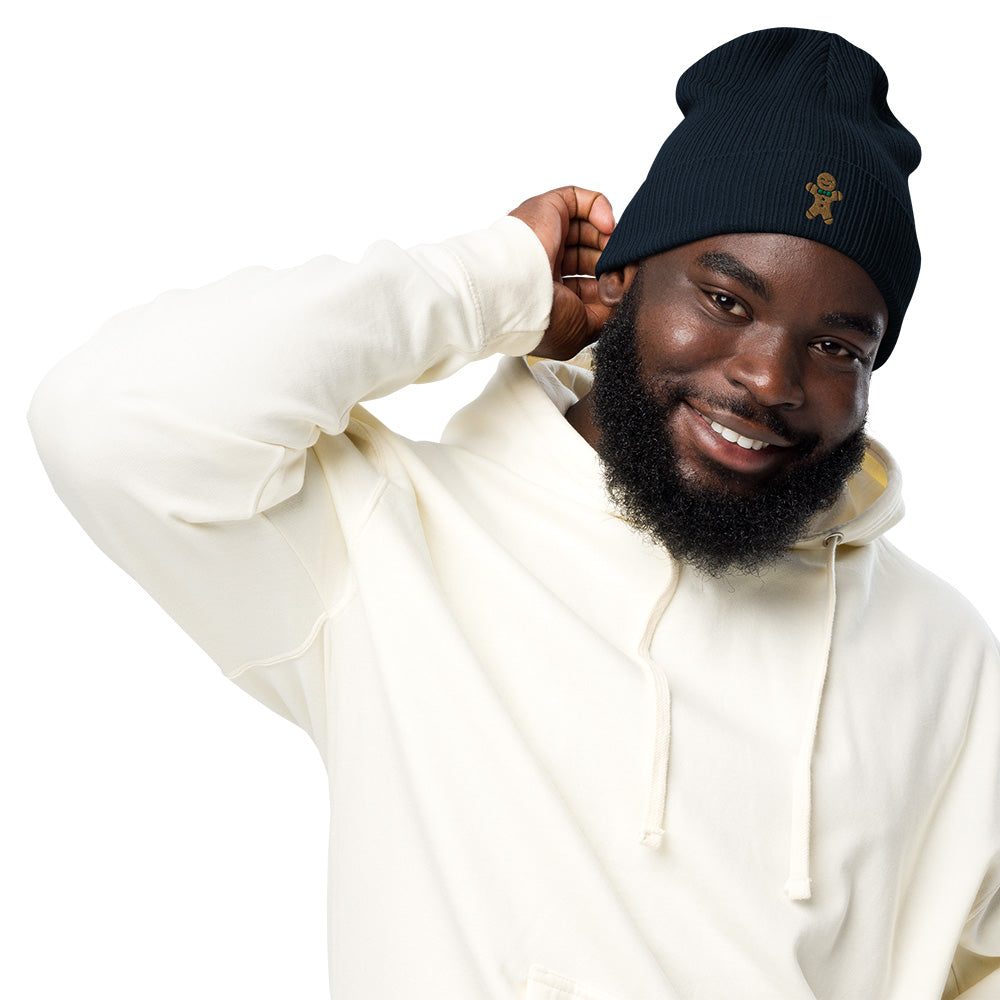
509, 186, 615, 360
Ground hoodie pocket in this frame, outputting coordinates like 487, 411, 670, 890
525, 964, 618, 1000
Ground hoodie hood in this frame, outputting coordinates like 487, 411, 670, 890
797, 441, 904, 547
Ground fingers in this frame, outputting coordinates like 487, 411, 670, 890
509, 185, 617, 361
554, 186, 615, 237
560, 218, 611, 277
559, 244, 603, 278
567, 218, 611, 251
509, 186, 614, 274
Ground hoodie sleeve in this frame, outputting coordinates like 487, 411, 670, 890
27, 216, 552, 744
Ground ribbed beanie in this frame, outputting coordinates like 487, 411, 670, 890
596, 28, 921, 367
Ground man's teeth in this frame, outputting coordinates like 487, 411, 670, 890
709, 420, 769, 451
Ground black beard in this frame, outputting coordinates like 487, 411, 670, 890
590, 280, 868, 576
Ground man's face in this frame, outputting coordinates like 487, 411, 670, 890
573, 233, 888, 574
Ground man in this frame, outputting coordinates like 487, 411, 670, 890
29, 27, 1000, 1000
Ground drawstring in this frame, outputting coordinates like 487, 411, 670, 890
637, 570, 681, 849
784, 532, 843, 901
632, 540, 844, 886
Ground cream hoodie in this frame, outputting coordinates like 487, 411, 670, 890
29, 217, 1000, 999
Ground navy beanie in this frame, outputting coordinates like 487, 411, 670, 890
596, 28, 921, 367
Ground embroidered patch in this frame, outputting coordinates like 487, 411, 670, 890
805, 171, 843, 225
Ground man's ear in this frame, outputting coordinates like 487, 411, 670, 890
597, 265, 641, 309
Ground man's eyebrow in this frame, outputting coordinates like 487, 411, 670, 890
694, 251, 771, 300
820, 312, 884, 340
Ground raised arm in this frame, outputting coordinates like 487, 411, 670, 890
27, 190, 612, 745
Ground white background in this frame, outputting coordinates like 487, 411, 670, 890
3, 1, 996, 996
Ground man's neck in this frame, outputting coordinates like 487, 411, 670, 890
565, 392, 600, 451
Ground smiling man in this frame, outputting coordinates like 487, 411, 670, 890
30, 27, 1000, 1000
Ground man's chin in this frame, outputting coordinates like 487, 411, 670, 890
676, 455, 785, 498
608, 431, 866, 576
677, 440, 819, 499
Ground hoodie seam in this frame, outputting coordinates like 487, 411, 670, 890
440, 243, 487, 346
226, 423, 391, 680
225, 586, 357, 679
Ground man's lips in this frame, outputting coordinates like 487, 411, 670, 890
689, 403, 795, 450
677, 402, 797, 478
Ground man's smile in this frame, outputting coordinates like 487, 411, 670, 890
688, 401, 795, 450
707, 419, 770, 451
676, 401, 799, 482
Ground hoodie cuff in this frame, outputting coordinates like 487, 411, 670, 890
439, 215, 553, 359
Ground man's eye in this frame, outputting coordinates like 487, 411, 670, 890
814, 340, 856, 359
710, 293, 748, 317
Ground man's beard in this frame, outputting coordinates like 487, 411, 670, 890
589, 280, 868, 576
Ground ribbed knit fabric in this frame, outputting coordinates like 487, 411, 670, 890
597, 28, 921, 367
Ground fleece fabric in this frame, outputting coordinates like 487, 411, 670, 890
29, 217, 1000, 1000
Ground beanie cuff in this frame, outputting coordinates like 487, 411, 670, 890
598, 148, 917, 366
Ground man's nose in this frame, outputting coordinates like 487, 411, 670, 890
722, 331, 805, 410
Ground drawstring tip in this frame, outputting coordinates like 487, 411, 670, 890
784, 877, 812, 902
639, 828, 664, 850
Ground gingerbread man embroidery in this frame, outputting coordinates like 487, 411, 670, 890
805, 172, 843, 224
